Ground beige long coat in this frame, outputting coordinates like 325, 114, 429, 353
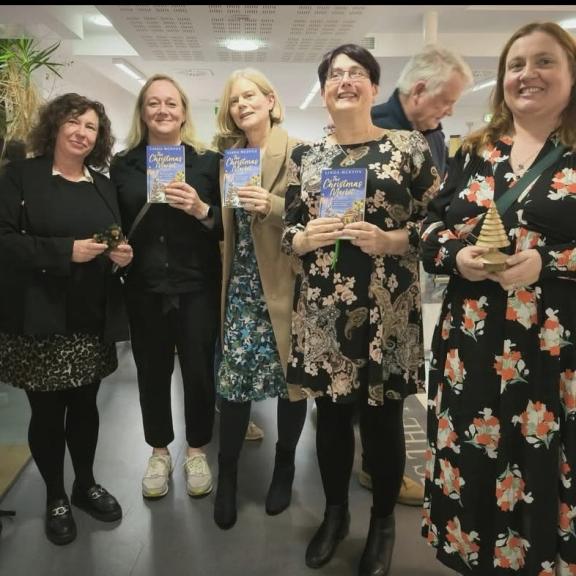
220, 125, 299, 382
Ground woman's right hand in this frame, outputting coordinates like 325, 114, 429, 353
72, 239, 108, 263
455, 245, 492, 281
293, 217, 343, 255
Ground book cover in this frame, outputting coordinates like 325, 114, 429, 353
146, 145, 185, 203
223, 148, 261, 208
319, 168, 367, 231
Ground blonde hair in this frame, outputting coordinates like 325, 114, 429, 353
213, 68, 284, 152
124, 74, 206, 153
465, 22, 576, 154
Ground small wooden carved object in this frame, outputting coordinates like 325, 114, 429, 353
475, 201, 510, 272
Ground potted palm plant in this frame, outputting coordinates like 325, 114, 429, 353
0, 38, 63, 154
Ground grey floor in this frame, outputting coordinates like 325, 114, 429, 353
0, 341, 455, 576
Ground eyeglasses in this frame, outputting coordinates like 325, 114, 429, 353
326, 67, 370, 83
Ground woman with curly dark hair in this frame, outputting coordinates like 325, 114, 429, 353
0, 93, 132, 545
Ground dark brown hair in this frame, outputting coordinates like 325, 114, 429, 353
317, 43, 380, 90
466, 22, 576, 153
28, 93, 114, 169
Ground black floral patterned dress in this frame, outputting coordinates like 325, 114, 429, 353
282, 131, 438, 405
421, 136, 576, 575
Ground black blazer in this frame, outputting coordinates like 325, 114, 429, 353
0, 156, 128, 342
110, 143, 222, 294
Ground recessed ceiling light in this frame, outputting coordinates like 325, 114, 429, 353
222, 38, 263, 52
90, 14, 113, 27
559, 18, 576, 30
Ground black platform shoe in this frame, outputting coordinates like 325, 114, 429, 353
45, 497, 77, 545
358, 513, 395, 576
305, 504, 350, 569
265, 444, 295, 516
71, 483, 122, 522
214, 461, 238, 530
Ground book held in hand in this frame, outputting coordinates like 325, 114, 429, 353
223, 148, 261, 208
146, 145, 185, 203
319, 168, 367, 236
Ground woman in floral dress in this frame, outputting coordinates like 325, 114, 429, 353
213, 69, 306, 530
282, 44, 438, 575
421, 22, 576, 575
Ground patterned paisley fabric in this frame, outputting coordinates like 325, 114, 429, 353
282, 131, 438, 405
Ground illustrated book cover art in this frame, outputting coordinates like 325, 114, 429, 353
319, 167, 367, 232
146, 145, 185, 203
222, 147, 261, 208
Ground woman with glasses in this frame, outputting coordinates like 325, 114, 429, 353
282, 44, 439, 575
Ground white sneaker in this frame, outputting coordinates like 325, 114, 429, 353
184, 453, 213, 497
142, 454, 172, 498
245, 420, 264, 441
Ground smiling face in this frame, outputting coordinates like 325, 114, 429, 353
321, 53, 378, 119
142, 79, 185, 144
503, 30, 573, 125
54, 108, 99, 163
228, 77, 275, 134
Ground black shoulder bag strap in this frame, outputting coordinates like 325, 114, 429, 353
496, 145, 567, 216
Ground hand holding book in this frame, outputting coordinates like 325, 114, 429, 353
345, 223, 410, 256
236, 185, 271, 215
293, 217, 343, 256
164, 180, 210, 220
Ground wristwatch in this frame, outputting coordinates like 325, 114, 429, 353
198, 206, 213, 221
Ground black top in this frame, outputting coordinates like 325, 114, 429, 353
371, 89, 447, 178
110, 143, 222, 294
0, 156, 128, 341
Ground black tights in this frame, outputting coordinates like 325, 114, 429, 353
218, 397, 307, 467
26, 381, 100, 503
315, 396, 405, 519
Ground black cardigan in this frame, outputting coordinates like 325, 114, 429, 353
110, 144, 222, 294
0, 156, 128, 342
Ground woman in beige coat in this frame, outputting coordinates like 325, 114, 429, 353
213, 68, 307, 530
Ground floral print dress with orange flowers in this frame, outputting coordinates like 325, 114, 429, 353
421, 135, 576, 575
281, 132, 438, 405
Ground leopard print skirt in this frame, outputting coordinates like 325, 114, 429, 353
0, 332, 117, 392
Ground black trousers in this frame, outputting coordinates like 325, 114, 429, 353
26, 381, 101, 502
315, 393, 405, 519
126, 287, 218, 448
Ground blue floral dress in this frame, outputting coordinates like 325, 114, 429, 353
218, 208, 286, 401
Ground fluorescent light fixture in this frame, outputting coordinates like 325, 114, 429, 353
299, 80, 321, 110
472, 79, 496, 92
559, 17, 576, 29
90, 15, 112, 27
222, 38, 262, 52
113, 58, 146, 86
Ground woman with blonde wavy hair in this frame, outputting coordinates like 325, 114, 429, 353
212, 68, 307, 530
110, 74, 222, 502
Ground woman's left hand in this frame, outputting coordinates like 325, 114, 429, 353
165, 181, 210, 220
344, 222, 409, 256
488, 249, 542, 290
108, 243, 133, 268
237, 185, 271, 216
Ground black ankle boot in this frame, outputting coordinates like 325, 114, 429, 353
214, 459, 237, 530
265, 444, 295, 516
305, 504, 350, 569
358, 513, 395, 576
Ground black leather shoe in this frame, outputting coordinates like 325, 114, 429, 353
265, 445, 295, 516
214, 461, 238, 530
71, 483, 122, 522
305, 504, 350, 569
358, 514, 395, 576
45, 497, 77, 545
